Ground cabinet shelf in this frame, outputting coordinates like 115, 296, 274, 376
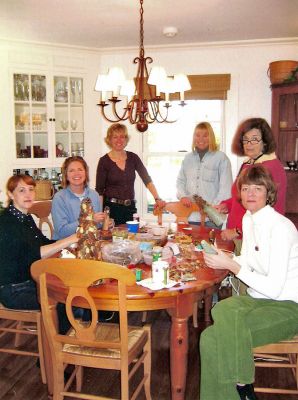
13, 73, 85, 166
279, 128, 298, 132
271, 81, 298, 217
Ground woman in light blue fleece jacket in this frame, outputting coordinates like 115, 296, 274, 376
52, 156, 103, 239
176, 122, 232, 225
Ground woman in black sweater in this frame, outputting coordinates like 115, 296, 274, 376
0, 174, 78, 310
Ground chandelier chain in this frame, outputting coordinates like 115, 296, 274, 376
139, 0, 144, 57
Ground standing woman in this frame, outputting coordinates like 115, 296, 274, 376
219, 118, 286, 241
52, 156, 104, 239
96, 123, 164, 225
0, 175, 78, 310
200, 165, 298, 400
176, 121, 232, 225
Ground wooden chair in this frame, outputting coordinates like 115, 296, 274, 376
153, 201, 202, 225
31, 258, 152, 400
29, 200, 53, 239
253, 334, 298, 395
0, 303, 47, 384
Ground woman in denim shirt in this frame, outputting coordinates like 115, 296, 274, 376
176, 122, 232, 225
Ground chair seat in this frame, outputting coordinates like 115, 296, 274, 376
0, 302, 46, 384
64, 322, 147, 359
0, 302, 39, 313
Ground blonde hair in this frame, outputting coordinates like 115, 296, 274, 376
104, 123, 130, 148
191, 122, 218, 152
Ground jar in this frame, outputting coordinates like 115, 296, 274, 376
152, 260, 169, 284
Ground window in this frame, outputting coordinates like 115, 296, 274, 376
142, 99, 224, 215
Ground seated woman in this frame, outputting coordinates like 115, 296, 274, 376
0, 174, 78, 311
52, 156, 104, 239
200, 165, 298, 400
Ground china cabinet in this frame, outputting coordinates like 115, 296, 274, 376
13, 73, 84, 166
271, 81, 298, 219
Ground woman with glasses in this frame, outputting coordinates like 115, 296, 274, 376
217, 118, 286, 241
52, 156, 104, 239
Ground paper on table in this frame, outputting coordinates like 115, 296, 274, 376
60, 249, 76, 259
136, 278, 178, 291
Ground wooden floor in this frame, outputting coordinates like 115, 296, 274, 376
0, 310, 297, 400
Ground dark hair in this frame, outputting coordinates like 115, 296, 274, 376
6, 174, 36, 206
232, 118, 276, 156
61, 156, 89, 188
237, 165, 277, 206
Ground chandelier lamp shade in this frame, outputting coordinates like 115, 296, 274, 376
95, 0, 191, 132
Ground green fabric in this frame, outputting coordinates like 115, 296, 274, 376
200, 295, 298, 400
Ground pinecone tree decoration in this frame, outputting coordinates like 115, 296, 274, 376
76, 198, 102, 260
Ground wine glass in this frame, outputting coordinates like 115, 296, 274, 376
70, 119, 78, 130
60, 120, 68, 130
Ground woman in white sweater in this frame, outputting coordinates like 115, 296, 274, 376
200, 164, 298, 400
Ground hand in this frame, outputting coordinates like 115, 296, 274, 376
69, 233, 79, 244
155, 199, 166, 208
180, 197, 192, 207
214, 203, 228, 213
203, 248, 240, 274
221, 228, 238, 241
93, 212, 105, 223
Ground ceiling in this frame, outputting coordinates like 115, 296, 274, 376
0, 0, 297, 49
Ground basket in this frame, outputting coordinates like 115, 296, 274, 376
268, 60, 298, 84
35, 180, 54, 200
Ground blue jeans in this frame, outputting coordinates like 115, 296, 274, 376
0, 280, 79, 334
0, 280, 39, 310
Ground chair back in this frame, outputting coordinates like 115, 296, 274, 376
154, 201, 202, 224
29, 201, 53, 238
31, 258, 136, 354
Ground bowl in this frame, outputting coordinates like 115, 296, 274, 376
152, 226, 167, 236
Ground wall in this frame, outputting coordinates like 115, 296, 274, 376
0, 38, 297, 210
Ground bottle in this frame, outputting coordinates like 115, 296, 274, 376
152, 246, 162, 262
33, 169, 38, 180
102, 206, 110, 231
209, 229, 216, 244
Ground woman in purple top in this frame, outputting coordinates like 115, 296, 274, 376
96, 123, 165, 225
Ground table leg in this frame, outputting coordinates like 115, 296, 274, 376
170, 315, 189, 399
168, 294, 194, 400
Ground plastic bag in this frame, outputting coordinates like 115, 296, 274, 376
101, 239, 142, 266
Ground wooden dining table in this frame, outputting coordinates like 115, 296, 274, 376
32, 224, 234, 400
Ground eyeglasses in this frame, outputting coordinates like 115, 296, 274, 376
242, 138, 262, 145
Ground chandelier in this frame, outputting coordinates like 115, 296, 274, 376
95, 0, 191, 132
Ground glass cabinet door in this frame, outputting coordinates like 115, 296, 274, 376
14, 73, 48, 159
54, 76, 84, 158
